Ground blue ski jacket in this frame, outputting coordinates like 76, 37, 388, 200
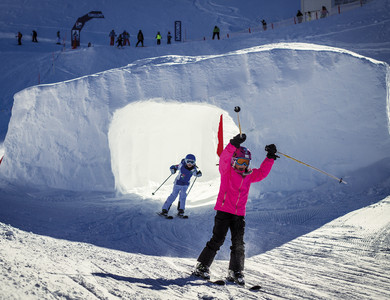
171, 159, 199, 186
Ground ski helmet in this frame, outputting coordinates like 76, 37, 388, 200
185, 154, 196, 165
232, 147, 251, 166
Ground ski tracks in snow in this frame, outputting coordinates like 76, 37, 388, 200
245, 197, 390, 299
193, 0, 248, 27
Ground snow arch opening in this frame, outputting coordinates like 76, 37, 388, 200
108, 100, 238, 206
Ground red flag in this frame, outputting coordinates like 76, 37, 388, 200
217, 114, 223, 157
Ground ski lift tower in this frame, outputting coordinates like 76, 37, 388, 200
71, 11, 104, 47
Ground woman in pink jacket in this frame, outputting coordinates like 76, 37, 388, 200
194, 133, 278, 285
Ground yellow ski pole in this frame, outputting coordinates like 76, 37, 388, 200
277, 151, 347, 184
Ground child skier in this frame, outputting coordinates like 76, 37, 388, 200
161, 154, 202, 217
193, 133, 278, 285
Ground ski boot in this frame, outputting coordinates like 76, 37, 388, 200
193, 262, 210, 280
161, 209, 168, 217
227, 270, 245, 285
177, 209, 188, 218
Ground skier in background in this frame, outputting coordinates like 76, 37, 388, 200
212, 25, 220, 40
193, 133, 278, 285
116, 34, 123, 48
122, 30, 130, 46
109, 29, 116, 46
261, 19, 267, 30
56, 31, 61, 45
16, 32, 22, 45
136, 30, 144, 47
156, 31, 162, 45
32, 30, 38, 42
296, 10, 303, 23
160, 154, 202, 217
167, 31, 172, 44
320, 6, 329, 18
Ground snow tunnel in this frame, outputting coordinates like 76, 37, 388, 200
108, 100, 238, 206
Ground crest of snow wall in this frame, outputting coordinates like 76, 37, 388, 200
1, 44, 389, 193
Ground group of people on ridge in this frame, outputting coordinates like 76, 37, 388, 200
295, 5, 329, 23
109, 29, 173, 47
16, 30, 65, 46
160, 132, 278, 285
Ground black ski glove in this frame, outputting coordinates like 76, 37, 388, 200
230, 133, 246, 148
265, 144, 279, 160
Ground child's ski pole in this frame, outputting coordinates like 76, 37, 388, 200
277, 151, 347, 184
187, 176, 198, 196
152, 173, 174, 195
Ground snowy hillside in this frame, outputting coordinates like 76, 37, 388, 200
0, 0, 390, 299
2, 43, 389, 195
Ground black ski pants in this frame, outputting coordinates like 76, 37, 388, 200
197, 210, 245, 272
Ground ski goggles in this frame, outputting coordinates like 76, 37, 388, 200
185, 159, 195, 165
235, 158, 250, 166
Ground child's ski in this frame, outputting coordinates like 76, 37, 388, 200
177, 214, 189, 219
156, 212, 173, 219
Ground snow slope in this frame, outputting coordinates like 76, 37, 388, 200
1, 0, 390, 142
0, 0, 390, 299
1, 197, 389, 299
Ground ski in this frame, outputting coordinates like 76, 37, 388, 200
209, 279, 226, 285
191, 273, 225, 285
177, 214, 189, 219
191, 272, 260, 289
156, 212, 173, 219
248, 284, 261, 291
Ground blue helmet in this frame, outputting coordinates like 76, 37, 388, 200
185, 154, 196, 165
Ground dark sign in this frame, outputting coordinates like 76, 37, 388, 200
175, 21, 182, 42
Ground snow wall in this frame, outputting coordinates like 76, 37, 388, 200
1, 43, 389, 197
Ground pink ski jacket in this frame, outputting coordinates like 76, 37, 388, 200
214, 143, 274, 216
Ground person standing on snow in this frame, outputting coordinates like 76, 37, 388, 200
122, 30, 130, 46
161, 154, 202, 217
156, 31, 162, 45
56, 31, 61, 45
212, 26, 220, 40
136, 30, 144, 47
32, 30, 38, 42
261, 19, 267, 31
193, 133, 278, 285
109, 29, 116, 46
116, 34, 123, 48
167, 31, 172, 44
320, 6, 329, 18
296, 10, 303, 23
16, 32, 22, 45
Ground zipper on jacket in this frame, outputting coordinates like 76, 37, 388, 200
235, 177, 244, 214
222, 192, 227, 206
